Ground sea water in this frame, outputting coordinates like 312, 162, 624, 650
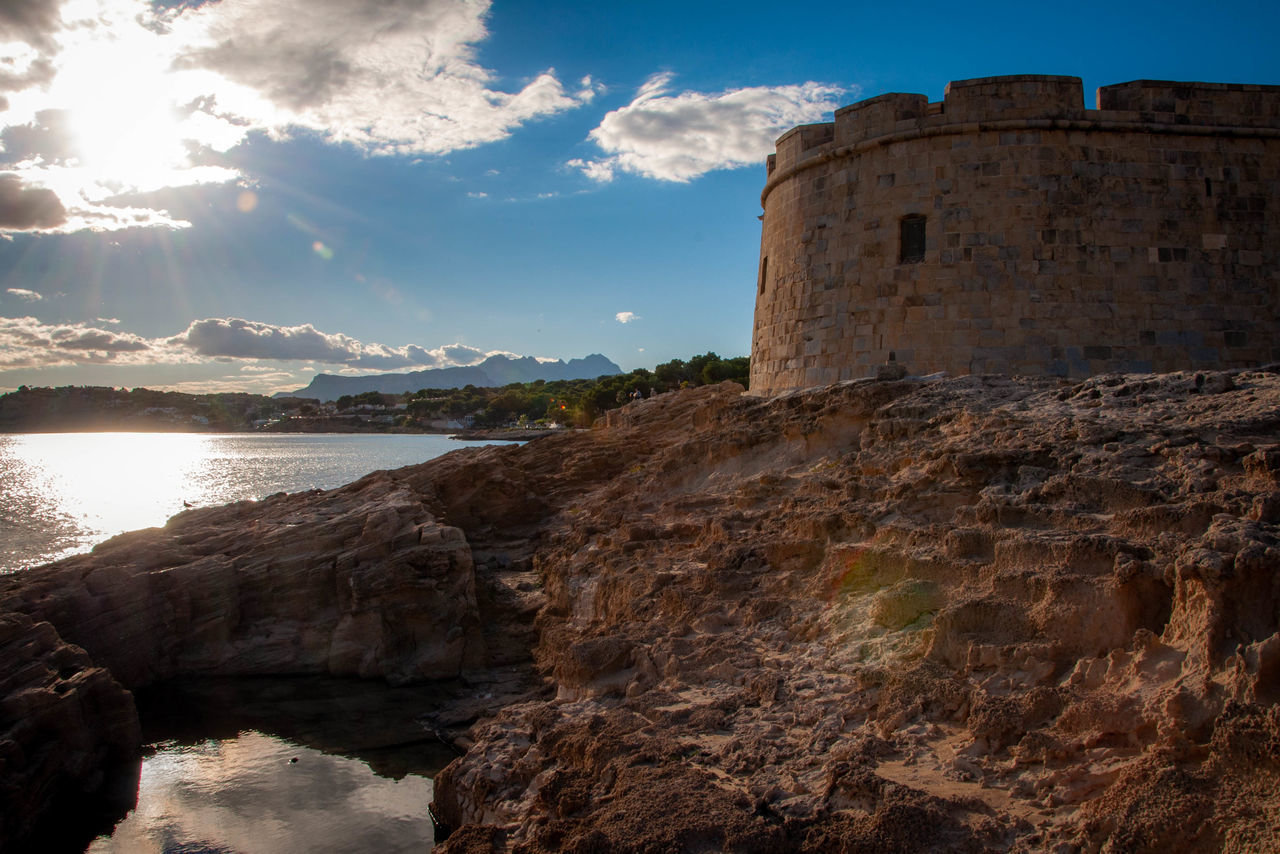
0, 432, 511, 852
83, 677, 461, 854
0, 432, 510, 572
88, 732, 438, 854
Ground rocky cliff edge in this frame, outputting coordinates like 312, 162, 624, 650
2, 369, 1279, 852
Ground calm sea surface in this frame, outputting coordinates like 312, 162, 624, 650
0, 432, 510, 573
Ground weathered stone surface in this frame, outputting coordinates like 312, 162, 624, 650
3, 368, 1280, 852
426, 371, 1280, 852
753, 75, 1280, 392
0, 611, 138, 847
0, 474, 480, 688
0, 470, 510, 850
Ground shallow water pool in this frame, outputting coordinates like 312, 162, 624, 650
88, 731, 436, 854
74, 677, 459, 854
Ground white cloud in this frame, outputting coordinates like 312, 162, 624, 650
163, 0, 600, 156
404, 342, 492, 368
173, 317, 412, 368
6, 287, 43, 301
571, 73, 844, 182
0, 316, 155, 368
170, 318, 508, 373
0, 314, 534, 377
566, 157, 616, 183
0, 1, 62, 52
615, 311, 640, 324
0, 0, 600, 233
0, 2, 242, 232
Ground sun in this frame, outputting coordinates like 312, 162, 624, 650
59, 50, 192, 195
68, 103, 193, 197
54, 29, 195, 196
0, 2, 247, 228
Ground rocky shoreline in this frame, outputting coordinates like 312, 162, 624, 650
2, 370, 1278, 851
451, 427, 568, 442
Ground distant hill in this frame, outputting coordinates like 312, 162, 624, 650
281, 354, 623, 401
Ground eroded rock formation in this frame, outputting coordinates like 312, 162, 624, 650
430, 370, 1280, 852
0, 468, 519, 850
3, 368, 1279, 852
1, 477, 481, 687
0, 612, 138, 847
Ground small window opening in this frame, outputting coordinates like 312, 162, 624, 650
758, 256, 769, 295
1204, 177, 1213, 197
900, 215, 926, 263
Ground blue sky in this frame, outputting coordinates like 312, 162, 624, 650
1, 0, 1277, 394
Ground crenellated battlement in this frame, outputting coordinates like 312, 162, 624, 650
1097, 79, 1280, 126
942, 74, 1085, 122
835, 92, 929, 147
767, 75, 1280, 185
751, 74, 1280, 395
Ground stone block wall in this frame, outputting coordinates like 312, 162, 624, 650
750, 75, 1280, 395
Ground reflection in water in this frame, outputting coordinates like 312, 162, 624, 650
82, 677, 459, 854
89, 733, 434, 854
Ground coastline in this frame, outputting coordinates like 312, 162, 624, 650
0, 419, 570, 437
2, 373, 1278, 852
0, 431, 501, 576
450, 427, 568, 441
0, 420, 445, 435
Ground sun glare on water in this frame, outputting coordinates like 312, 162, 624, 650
1, 433, 500, 572
10, 433, 210, 556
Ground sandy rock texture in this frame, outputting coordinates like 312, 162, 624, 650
1, 368, 1278, 852
0, 611, 138, 848
424, 370, 1279, 852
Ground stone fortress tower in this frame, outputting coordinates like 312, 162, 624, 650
749, 75, 1280, 395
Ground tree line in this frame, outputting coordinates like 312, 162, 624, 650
398, 351, 749, 428
0, 384, 281, 432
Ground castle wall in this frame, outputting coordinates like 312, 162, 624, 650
750, 75, 1280, 395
